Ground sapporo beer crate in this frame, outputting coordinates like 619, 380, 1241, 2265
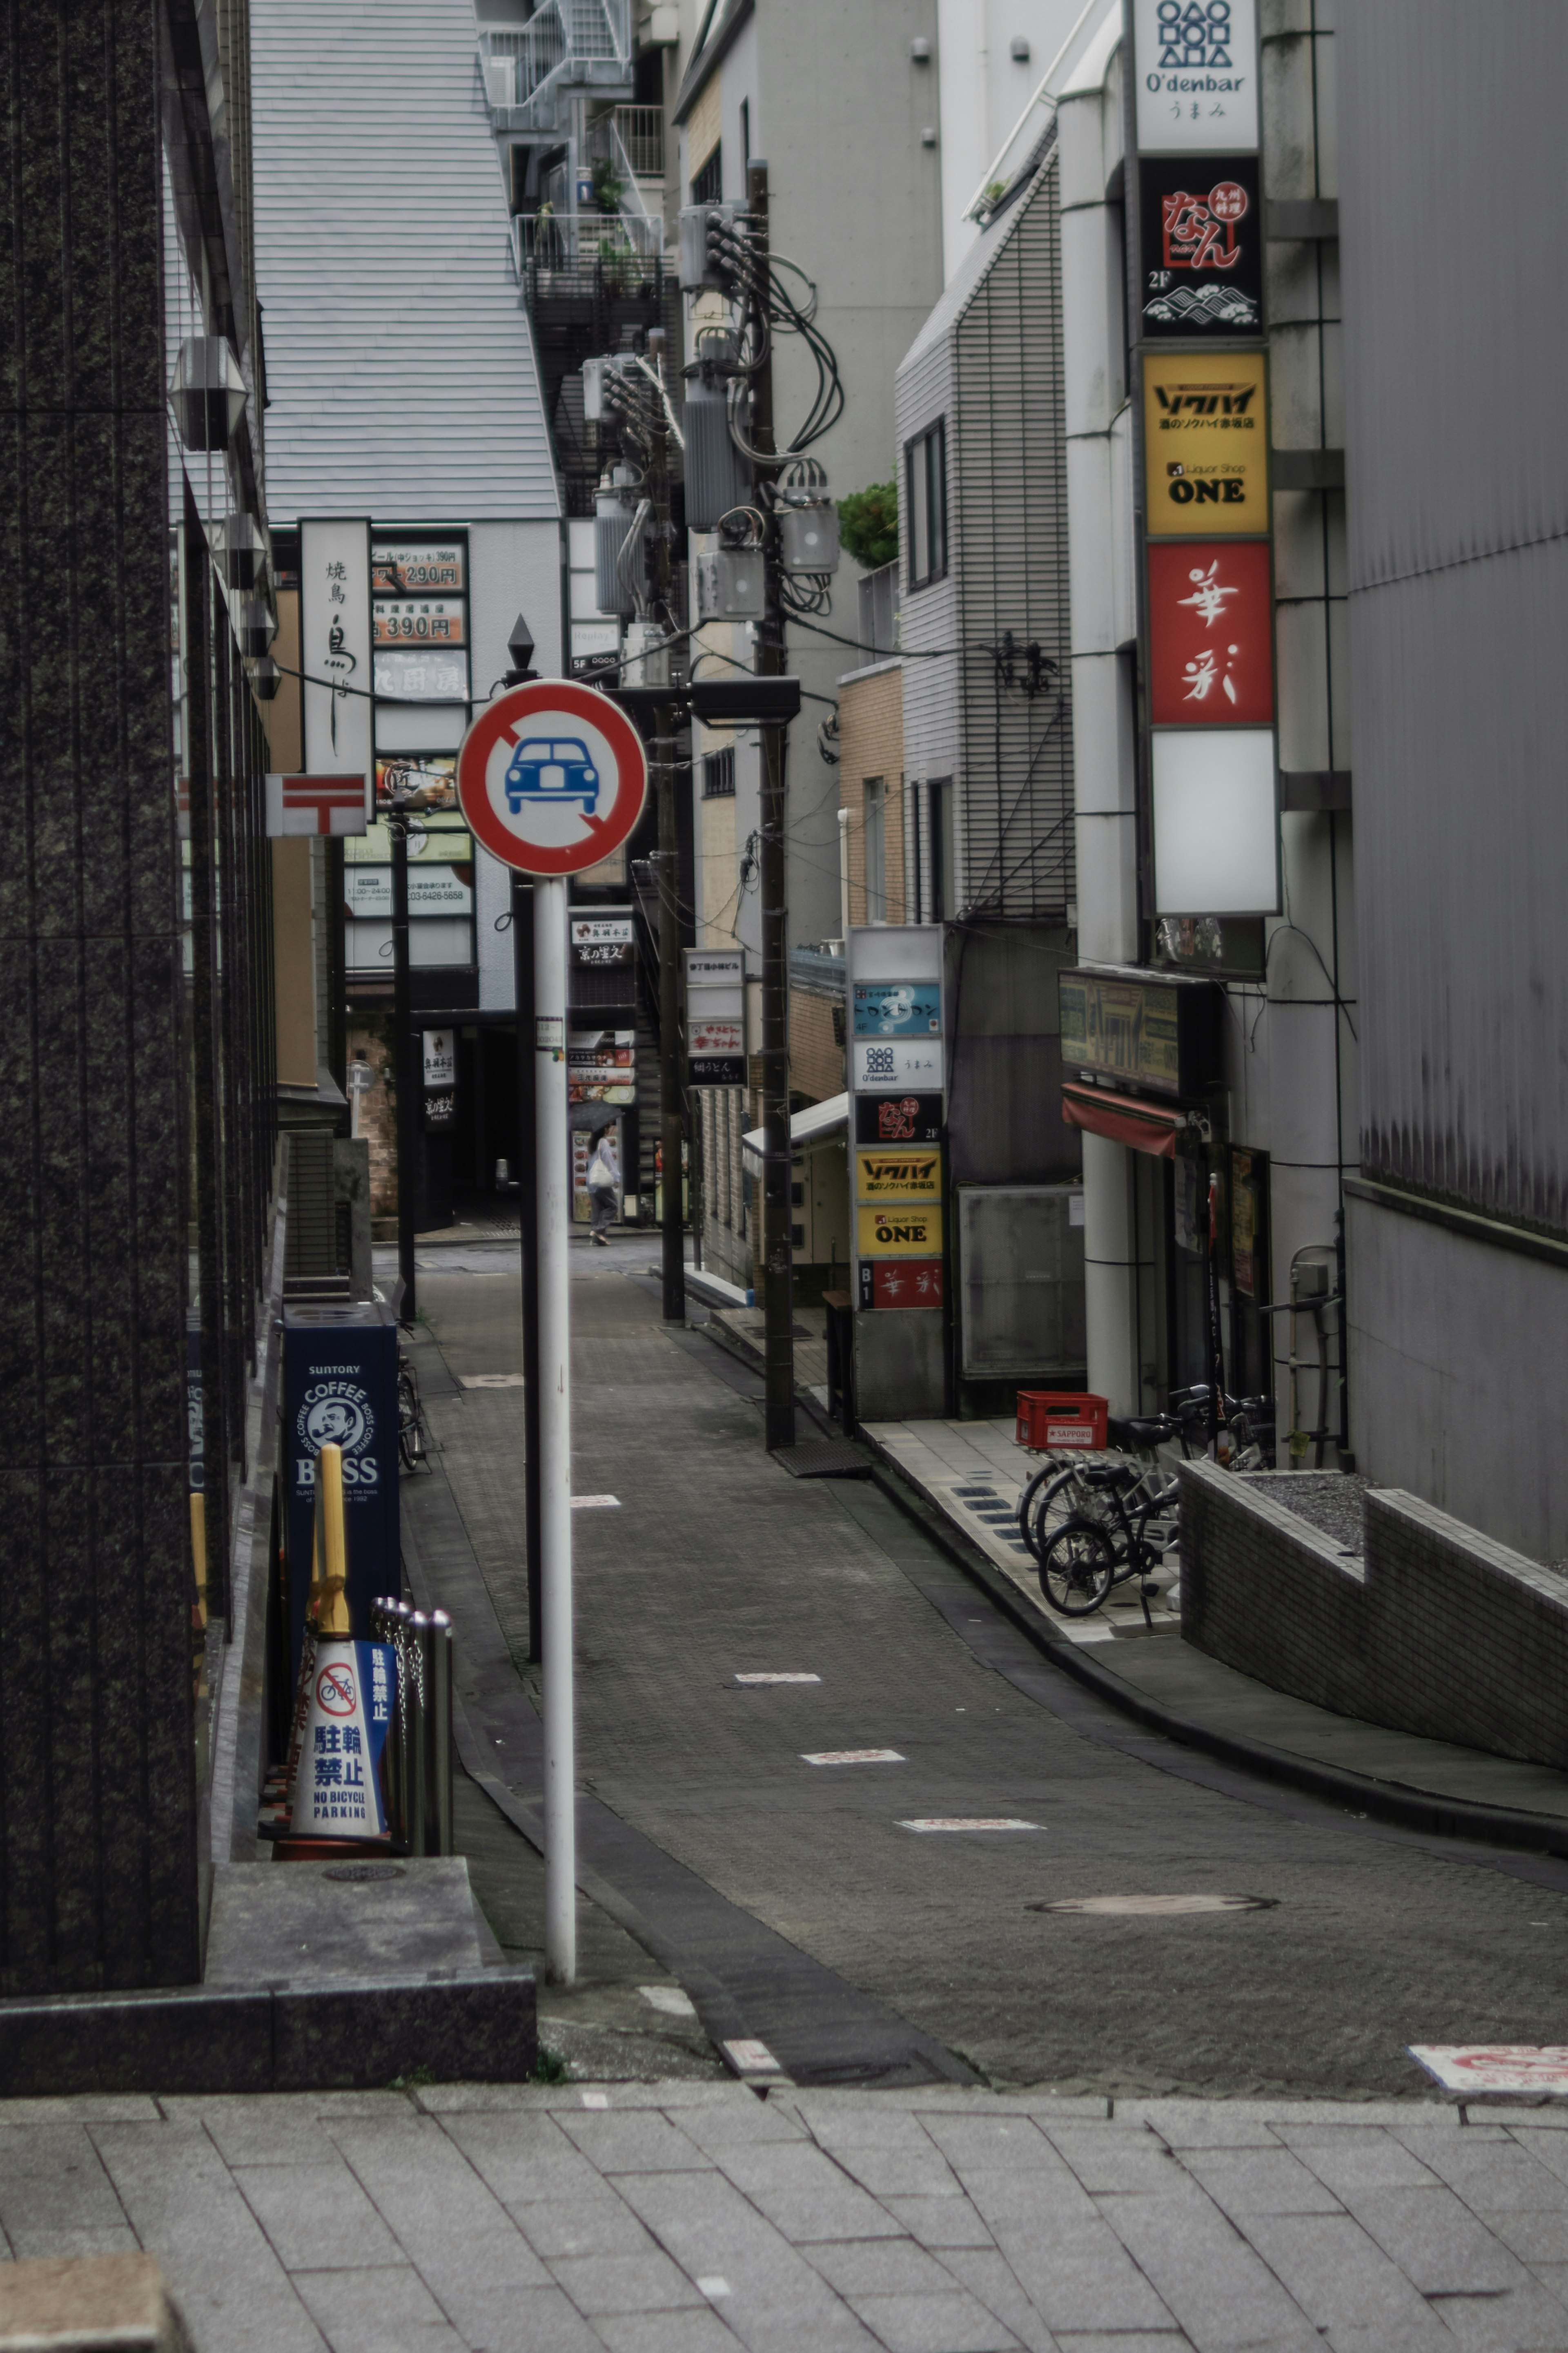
1016, 1390, 1108, 1453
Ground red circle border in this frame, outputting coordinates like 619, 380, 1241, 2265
456, 681, 649, 876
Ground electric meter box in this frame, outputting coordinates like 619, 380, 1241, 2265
678, 202, 740, 291
780, 504, 841, 575
695, 546, 766, 622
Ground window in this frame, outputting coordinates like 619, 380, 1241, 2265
690, 143, 722, 206
905, 419, 947, 590
927, 778, 954, 921
864, 778, 886, 922
702, 747, 735, 798
740, 98, 750, 170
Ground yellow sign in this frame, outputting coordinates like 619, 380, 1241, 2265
858, 1202, 944, 1258
856, 1149, 942, 1203
1143, 350, 1269, 535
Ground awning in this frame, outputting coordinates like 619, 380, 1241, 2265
742, 1091, 849, 1164
1061, 1082, 1183, 1159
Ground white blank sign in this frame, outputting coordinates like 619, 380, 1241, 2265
1152, 729, 1278, 916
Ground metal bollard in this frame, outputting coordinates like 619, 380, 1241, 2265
406, 1611, 431, 1856
368, 1595, 453, 1857
427, 1610, 454, 1856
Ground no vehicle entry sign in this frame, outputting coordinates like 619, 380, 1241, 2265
457, 680, 648, 877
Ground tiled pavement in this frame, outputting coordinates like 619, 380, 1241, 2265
14, 2081, 1568, 2353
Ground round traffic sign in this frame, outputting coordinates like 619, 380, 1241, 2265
456, 680, 648, 877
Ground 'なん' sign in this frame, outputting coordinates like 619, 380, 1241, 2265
457, 681, 648, 877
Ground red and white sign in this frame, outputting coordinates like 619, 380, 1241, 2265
1410, 2046, 1568, 2096
315, 1660, 357, 1719
265, 773, 369, 837
456, 681, 648, 877
1148, 541, 1274, 727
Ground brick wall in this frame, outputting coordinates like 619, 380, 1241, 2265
1180, 1462, 1568, 1769
839, 666, 906, 926
791, 988, 844, 1104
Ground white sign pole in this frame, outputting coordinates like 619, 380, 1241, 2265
535, 873, 576, 1985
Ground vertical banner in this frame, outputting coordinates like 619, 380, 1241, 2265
301, 519, 374, 810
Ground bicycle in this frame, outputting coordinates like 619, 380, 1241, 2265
397, 1347, 429, 1473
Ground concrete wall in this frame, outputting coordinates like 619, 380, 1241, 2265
1180, 1460, 1568, 1771
1346, 1188, 1568, 1570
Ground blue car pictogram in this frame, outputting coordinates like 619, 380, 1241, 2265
504, 737, 600, 815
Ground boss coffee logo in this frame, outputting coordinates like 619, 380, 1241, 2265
294, 1372, 380, 1491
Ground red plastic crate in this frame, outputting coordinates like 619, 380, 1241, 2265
1016, 1390, 1108, 1452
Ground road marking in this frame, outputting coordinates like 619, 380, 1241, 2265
802, 1749, 904, 1766
1038, 1894, 1273, 1916
737, 1672, 822, 1685
639, 1985, 697, 2017
1410, 2046, 1568, 2095
900, 1818, 1040, 1833
580, 2091, 610, 2108
722, 2038, 781, 2074
459, 1372, 526, 1387
697, 2278, 731, 2299
572, 1494, 621, 1509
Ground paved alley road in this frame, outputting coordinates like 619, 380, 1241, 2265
413, 1242, 1568, 2100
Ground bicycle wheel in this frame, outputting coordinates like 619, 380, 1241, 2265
1038, 1520, 1117, 1617
1018, 1462, 1088, 1563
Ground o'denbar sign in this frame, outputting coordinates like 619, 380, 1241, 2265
457, 680, 648, 877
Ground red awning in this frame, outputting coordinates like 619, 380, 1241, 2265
1061, 1082, 1183, 1159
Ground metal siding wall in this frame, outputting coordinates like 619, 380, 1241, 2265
1339, 0, 1568, 1233
251, 0, 560, 520
896, 330, 960, 812
953, 155, 1073, 920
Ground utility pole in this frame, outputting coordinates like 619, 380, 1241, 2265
748, 156, 795, 1452
390, 804, 417, 1324
647, 326, 686, 1322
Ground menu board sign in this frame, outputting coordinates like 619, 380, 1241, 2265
1058, 968, 1221, 1099
373, 600, 466, 647
372, 543, 466, 594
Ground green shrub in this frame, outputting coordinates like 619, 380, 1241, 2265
838, 481, 898, 571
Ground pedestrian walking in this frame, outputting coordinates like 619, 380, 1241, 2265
586, 1128, 619, 1246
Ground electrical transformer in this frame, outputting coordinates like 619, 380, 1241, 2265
684, 373, 751, 532
595, 469, 644, 618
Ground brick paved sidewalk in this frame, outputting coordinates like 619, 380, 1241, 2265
12, 2080, 1568, 2353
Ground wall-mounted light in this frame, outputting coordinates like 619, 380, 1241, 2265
234, 597, 277, 660
921, 126, 938, 147
169, 337, 247, 451
1011, 35, 1031, 61
249, 655, 281, 703
220, 513, 268, 591
911, 35, 931, 60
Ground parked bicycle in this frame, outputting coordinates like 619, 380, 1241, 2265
1016, 1385, 1275, 1616
397, 1345, 429, 1473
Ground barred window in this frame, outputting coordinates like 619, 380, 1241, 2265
702, 747, 735, 799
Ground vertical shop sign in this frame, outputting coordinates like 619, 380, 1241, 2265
1148, 541, 1274, 725
301, 520, 373, 802
1139, 158, 1261, 337
1134, 0, 1259, 153
1143, 350, 1268, 533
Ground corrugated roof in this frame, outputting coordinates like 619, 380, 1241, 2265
252, 0, 560, 522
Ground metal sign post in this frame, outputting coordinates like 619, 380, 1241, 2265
457, 674, 648, 1988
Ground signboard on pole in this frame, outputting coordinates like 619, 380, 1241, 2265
301, 519, 372, 808
456, 681, 648, 877
1143, 350, 1268, 534
1138, 157, 1262, 338
1132, 0, 1259, 153
684, 946, 746, 1086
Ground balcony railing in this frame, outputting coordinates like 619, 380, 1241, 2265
479, 1, 632, 134
587, 105, 665, 181
509, 210, 665, 281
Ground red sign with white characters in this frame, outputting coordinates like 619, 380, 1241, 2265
858, 1258, 945, 1312
1147, 541, 1274, 727
456, 681, 648, 877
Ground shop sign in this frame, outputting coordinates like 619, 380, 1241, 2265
853, 1037, 943, 1092
372, 542, 466, 594
852, 981, 941, 1036
424, 1090, 457, 1134
301, 518, 372, 784
375, 756, 457, 810
1143, 351, 1267, 533
854, 1093, 944, 1146
1230, 1147, 1263, 1297
569, 1030, 635, 1105
374, 646, 470, 702
688, 1017, 745, 1087
423, 1031, 456, 1088
858, 1258, 944, 1311
1152, 728, 1278, 914
685, 947, 746, 1084
855, 1149, 942, 1203
857, 1202, 944, 1258
1148, 541, 1273, 725
343, 864, 472, 917
1059, 967, 1223, 1098
1134, 0, 1258, 153
571, 913, 634, 965
1139, 156, 1261, 338
373, 599, 466, 647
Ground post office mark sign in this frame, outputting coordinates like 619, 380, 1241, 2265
457, 680, 648, 877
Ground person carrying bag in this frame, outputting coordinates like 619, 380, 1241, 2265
586, 1130, 619, 1246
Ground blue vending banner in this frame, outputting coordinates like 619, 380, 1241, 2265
282, 1304, 400, 1692
852, 981, 942, 1037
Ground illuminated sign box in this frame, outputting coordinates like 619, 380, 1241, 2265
1152, 728, 1278, 915
1058, 967, 1222, 1099
1143, 351, 1268, 535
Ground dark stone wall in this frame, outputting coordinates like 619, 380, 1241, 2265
1180, 1463, 1568, 1773
0, 0, 200, 1991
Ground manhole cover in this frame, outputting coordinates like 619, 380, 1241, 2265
323, 1862, 407, 1883
1030, 1894, 1275, 1916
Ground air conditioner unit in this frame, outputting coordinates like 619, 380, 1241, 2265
695, 546, 766, 623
